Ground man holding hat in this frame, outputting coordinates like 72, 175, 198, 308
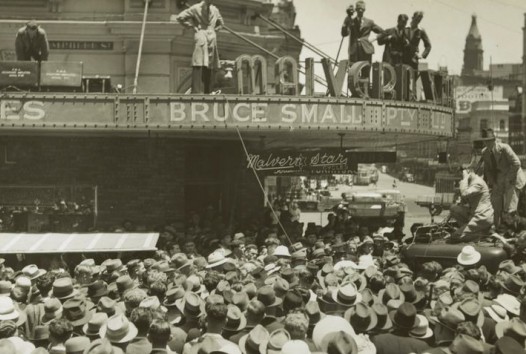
341, 1, 384, 66
15, 20, 49, 62
449, 167, 494, 242
477, 128, 526, 226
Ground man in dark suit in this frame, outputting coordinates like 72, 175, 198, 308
341, 1, 384, 65
15, 20, 49, 62
371, 303, 430, 354
478, 129, 526, 226
378, 14, 409, 65
403, 11, 431, 70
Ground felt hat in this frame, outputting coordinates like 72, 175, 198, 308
312, 315, 356, 353
21, 264, 46, 280
452, 298, 485, 327
360, 288, 377, 306
331, 283, 362, 307
389, 302, 417, 330
433, 307, 466, 332
500, 275, 525, 296
163, 287, 185, 307
344, 302, 377, 333
49, 277, 78, 300
83, 312, 108, 337
371, 302, 393, 332
87, 280, 109, 300
478, 128, 496, 141
42, 297, 63, 324
175, 292, 204, 318
499, 260, 522, 275
495, 318, 526, 340
409, 314, 433, 339
493, 293, 521, 317
97, 297, 121, 317
457, 246, 481, 266
494, 336, 526, 354
85, 339, 124, 354
28, 325, 49, 341
400, 283, 425, 305
0, 281, 11, 297
378, 283, 405, 305
171, 253, 192, 273
65, 336, 90, 354
100, 314, 138, 344
223, 305, 247, 332
256, 286, 282, 308
103, 259, 124, 274
63, 297, 93, 327
238, 325, 268, 354
232, 291, 250, 312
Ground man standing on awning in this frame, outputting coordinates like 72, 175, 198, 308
175, 0, 224, 94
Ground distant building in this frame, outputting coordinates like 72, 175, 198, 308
462, 15, 484, 76
509, 90, 525, 154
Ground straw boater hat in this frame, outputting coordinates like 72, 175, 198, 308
206, 251, 228, 269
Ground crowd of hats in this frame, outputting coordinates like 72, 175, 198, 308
0, 230, 525, 354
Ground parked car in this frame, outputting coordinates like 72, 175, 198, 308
400, 224, 507, 273
344, 191, 400, 227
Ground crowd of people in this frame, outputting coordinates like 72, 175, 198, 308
0, 209, 526, 354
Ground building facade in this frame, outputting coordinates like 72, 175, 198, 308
0, 0, 454, 232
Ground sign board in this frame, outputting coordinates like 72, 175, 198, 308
246, 149, 396, 175
455, 85, 504, 114
0, 61, 38, 87
40, 61, 83, 87
49, 41, 114, 51
0, 95, 455, 138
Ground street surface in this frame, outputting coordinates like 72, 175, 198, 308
299, 172, 445, 236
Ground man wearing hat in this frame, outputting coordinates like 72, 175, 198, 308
477, 128, 526, 226
449, 166, 494, 243
15, 20, 49, 62
371, 303, 429, 354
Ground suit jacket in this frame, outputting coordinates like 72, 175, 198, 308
15, 26, 49, 61
126, 337, 152, 354
175, 1, 223, 68
378, 26, 409, 64
371, 332, 429, 354
403, 26, 431, 67
481, 142, 526, 189
459, 173, 493, 221
341, 16, 383, 61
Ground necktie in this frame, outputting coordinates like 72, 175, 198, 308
490, 150, 498, 180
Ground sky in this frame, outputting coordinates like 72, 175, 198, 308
294, 0, 526, 76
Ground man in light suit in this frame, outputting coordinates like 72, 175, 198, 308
175, 0, 224, 94
449, 168, 494, 243
341, 1, 384, 65
478, 128, 526, 226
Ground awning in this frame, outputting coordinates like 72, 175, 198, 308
0, 233, 159, 254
